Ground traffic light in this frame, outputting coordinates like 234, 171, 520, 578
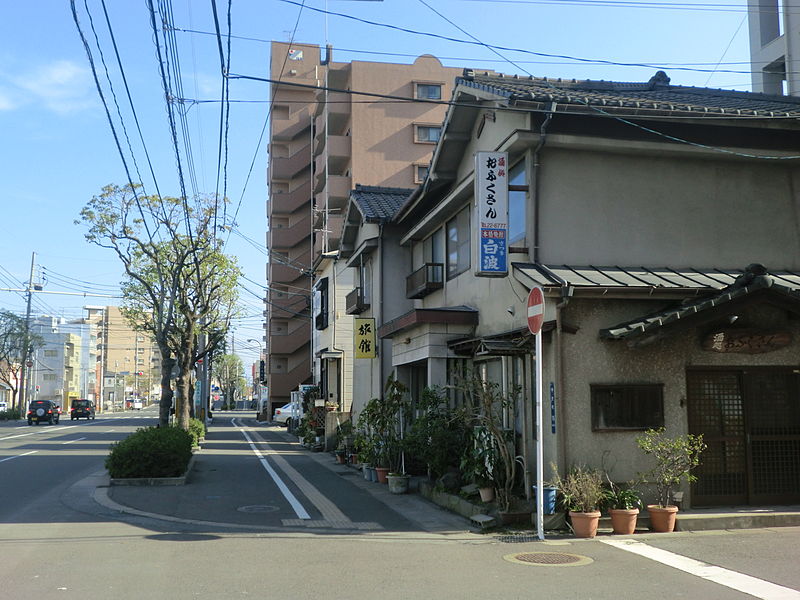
259, 359, 266, 384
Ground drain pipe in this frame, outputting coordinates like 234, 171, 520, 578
532, 103, 556, 264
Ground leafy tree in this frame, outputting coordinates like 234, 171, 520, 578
212, 354, 245, 410
78, 183, 239, 428
0, 310, 43, 410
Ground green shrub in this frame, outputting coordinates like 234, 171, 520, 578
0, 408, 21, 421
188, 418, 206, 446
105, 426, 193, 478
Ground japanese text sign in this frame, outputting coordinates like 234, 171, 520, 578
474, 151, 509, 276
354, 317, 377, 359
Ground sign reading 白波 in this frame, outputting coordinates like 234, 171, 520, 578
474, 151, 509, 276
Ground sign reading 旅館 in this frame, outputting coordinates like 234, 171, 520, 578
474, 151, 509, 276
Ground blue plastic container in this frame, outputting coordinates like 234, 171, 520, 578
533, 485, 557, 514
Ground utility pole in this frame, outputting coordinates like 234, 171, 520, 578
16, 253, 35, 415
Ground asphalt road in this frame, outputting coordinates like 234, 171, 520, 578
0, 409, 798, 600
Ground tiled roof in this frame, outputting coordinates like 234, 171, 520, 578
459, 70, 800, 118
512, 263, 800, 291
600, 266, 800, 340
351, 185, 414, 223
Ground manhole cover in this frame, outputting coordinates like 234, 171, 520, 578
237, 505, 280, 513
504, 552, 593, 567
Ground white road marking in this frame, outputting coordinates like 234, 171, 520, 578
233, 419, 310, 520
62, 437, 86, 444
601, 538, 800, 600
0, 450, 38, 463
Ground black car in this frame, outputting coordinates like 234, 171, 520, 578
27, 400, 60, 425
70, 399, 95, 421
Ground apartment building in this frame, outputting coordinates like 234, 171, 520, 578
748, 0, 800, 94
265, 41, 465, 413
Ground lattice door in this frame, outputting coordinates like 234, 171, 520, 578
687, 370, 747, 505
744, 369, 800, 504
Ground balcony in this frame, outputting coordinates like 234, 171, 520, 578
345, 287, 370, 315
270, 213, 311, 251
270, 322, 311, 355
268, 357, 311, 400
314, 134, 351, 172
271, 179, 311, 215
313, 91, 351, 131
272, 106, 312, 142
269, 250, 310, 285
314, 171, 352, 200
406, 263, 444, 299
270, 143, 311, 180
269, 292, 310, 320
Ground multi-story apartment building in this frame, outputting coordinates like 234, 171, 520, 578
94, 306, 160, 409
29, 316, 82, 407
748, 0, 800, 94
266, 41, 465, 413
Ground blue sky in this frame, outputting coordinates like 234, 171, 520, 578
0, 0, 753, 364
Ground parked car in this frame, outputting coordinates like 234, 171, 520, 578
70, 399, 95, 421
132, 399, 143, 410
27, 400, 60, 425
273, 403, 303, 426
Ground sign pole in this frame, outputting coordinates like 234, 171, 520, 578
535, 330, 544, 540
526, 285, 546, 541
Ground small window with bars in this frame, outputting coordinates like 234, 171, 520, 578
591, 384, 664, 431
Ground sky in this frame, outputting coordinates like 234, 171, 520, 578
0, 0, 755, 367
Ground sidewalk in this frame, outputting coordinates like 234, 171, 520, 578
94, 417, 800, 536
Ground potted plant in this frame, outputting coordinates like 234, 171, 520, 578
550, 464, 605, 538
460, 425, 499, 503
603, 477, 642, 535
636, 428, 706, 533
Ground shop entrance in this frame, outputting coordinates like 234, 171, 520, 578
687, 368, 800, 506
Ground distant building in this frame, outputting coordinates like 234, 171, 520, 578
747, 0, 800, 94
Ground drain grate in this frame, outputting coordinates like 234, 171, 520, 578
237, 505, 280, 513
504, 552, 593, 567
496, 535, 540, 543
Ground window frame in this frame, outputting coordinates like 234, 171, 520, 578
590, 383, 665, 432
508, 158, 528, 247
414, 124, 441, 144
413, 163, 429, 184
415, 82, 443, 100
446, 206, 471, 279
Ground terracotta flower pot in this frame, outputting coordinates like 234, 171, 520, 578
374, 466, 390, 484
478, 486, 495, 503
609, 508, 639, 535
569, 510, 601, 538
647, 505, 679, 532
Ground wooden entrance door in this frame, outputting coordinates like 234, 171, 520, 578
687, 368, 800, 506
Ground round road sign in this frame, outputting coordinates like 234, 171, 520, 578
527, 286, 545, 335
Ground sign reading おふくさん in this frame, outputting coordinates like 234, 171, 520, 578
474, 151, 509, 276
354, 317, 377, 358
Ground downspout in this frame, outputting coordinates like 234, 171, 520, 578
532, 103, 556, 264
378, 223, 385, 396
555, 283, 572, 473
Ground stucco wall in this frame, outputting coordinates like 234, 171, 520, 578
539, 147, 800, 270
557, 297, 800, 504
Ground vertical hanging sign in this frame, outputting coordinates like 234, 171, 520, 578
474, 151, 509, 276
354, 317, 377, 359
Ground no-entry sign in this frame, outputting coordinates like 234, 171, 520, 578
527, 286, 545, 335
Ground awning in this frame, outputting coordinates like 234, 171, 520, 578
344, 238, 378, 268
379, 306, 478, 339
512, 262, 800, 295
601, 265, 800, 344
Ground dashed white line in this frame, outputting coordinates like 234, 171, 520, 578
601, 538, 800, 600
62, 437, 86, 444
0, 450, 38, 463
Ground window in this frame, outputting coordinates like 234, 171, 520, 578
414, 164, 429, 183
44, 350, 57, 358
423, 228, 444, 265
508, 159, 527, 246
359, 260, 372, 305
446, 206, 470, 278
416, 83, 442, 100
315, 277, 329, 330
43, 373, 57, 381
415, 125, 441, 143
591, 384, 664, 431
